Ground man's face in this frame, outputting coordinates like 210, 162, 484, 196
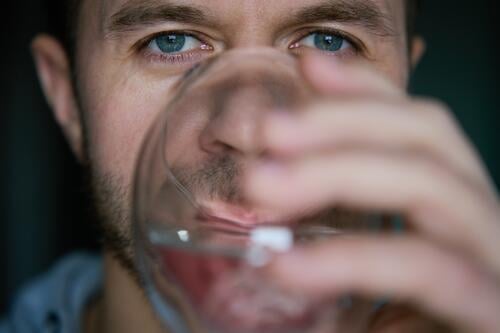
73, 0, 410, 266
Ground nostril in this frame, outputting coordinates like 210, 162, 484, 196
199, 126, 237, 155
199, 118, 265, 158
213, 141, 239, 155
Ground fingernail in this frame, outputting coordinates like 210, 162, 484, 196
266, 113, 304, 149
244, 160, 286, 198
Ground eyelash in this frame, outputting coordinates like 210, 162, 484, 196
291, 28, 363, 55
135, 30, 213, 65
136, 28, 363, 65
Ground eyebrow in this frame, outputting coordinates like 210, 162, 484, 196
105, 0, 396, 39
105, 0, 215, 37
288, 0, 397, 37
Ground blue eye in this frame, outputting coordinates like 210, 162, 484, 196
148, 33, 204, 54
297, 32, 352, 53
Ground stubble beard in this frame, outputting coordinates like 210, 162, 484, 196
84, 142, 247, 288
87, 166, 140, 280
85, 151, 382, 283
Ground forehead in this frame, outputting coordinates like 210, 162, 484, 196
101, 0, 395, 11
94, 0, 405, 31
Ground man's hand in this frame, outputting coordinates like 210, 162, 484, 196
244, 54, 500, 332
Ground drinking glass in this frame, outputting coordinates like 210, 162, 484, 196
133, 49, 381, 333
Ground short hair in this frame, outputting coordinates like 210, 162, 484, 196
50, 0, 419, 65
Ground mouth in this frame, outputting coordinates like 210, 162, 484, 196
194, 201, 358, 240
196, 201, 297, 232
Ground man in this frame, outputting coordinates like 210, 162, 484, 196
2, 0, 500, 332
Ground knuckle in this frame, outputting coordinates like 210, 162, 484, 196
418, 99, 457, 127
410, 155, 450, 187
413, 99, 468, 150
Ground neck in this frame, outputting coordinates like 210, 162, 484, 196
84, 251, 168, 333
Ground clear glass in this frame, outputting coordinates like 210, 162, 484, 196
133, 49, 381, 333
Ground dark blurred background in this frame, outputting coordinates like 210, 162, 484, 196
1, 0, 499, 315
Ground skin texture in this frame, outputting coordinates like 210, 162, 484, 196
30, 0, 500, 332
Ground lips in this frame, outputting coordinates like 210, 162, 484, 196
197, 200, 296, 229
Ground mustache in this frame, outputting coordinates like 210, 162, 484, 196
172, 155, 243, 204
171, 155, 398, 231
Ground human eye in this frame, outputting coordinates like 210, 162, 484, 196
290, 29, 360, 57
139, 31, 214, 64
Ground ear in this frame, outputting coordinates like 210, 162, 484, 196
410, 36, 426, 70
31, 34, 85, 162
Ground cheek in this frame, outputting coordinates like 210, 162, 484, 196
164, 103, 211, 169
83, 71, 212, 188
84, 74, 178, 183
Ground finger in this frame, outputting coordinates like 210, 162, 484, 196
263, 99, 493, 193
368, 304, 451, 333
245, 151, 500, 275
300, 53, 404, 98
268, 235, 500, 333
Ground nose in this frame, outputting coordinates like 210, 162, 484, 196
191, 49, 309, 158
198, 66, 306, 158
199, 83, 269, 156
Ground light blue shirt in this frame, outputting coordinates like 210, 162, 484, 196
0, 254, 102, 333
